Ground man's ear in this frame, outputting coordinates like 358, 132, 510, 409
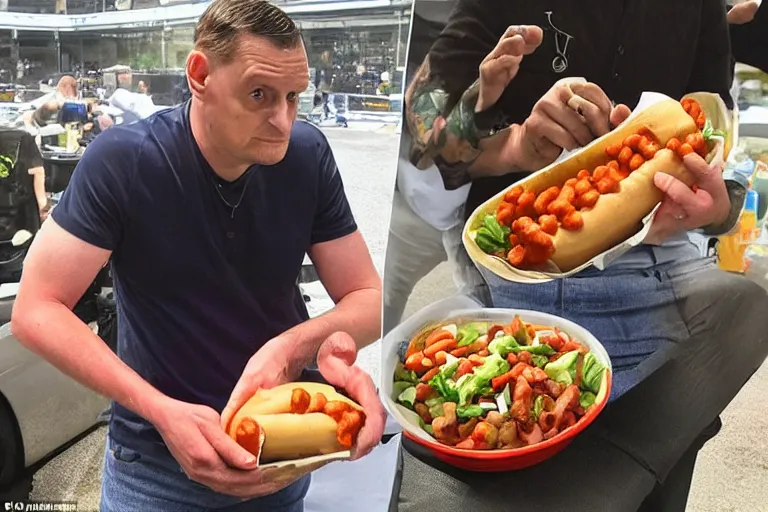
186, 50, 210, 99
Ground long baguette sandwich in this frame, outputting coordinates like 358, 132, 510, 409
465, 93, 733, 275
225, 382, 366, 464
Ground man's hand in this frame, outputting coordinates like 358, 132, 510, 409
220, 334, 303, 431
220, 332, 385, 461
476, 25, 543, 113
152, 397, 296, 498
728, 0, 760, 24
315, 332, 386, 460
645, 153, 730, 245
508, 80, 632, 171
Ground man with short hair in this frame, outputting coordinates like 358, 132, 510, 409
11, 1, 385, 511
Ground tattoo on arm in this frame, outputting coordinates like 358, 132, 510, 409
404, 57, 498, 189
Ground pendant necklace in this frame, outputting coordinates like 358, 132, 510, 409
210, 170, 254, 219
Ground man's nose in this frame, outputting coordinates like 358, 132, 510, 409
269, 101, 295, 135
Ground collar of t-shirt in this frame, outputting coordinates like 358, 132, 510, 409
182, 100, 255, 206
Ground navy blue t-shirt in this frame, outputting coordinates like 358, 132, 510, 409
51, 102, 357, 451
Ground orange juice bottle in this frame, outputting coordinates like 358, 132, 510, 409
718, 190, 760, 272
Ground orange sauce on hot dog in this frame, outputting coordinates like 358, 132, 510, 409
494, 98, 709, 269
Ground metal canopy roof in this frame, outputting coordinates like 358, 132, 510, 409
0, 0, 411, 31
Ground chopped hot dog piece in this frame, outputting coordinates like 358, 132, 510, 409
605, 143, 622, 158
629, 153, 645, 171
679, 143, 694, 157
538, 214, 559, 235
577, 189, 600, 209
562, 210, 584, 231
574, 178, 592, 196
507, 245, 526, 267
623, 134, 641, 150
595, 176, 620, 195
504, 186, 524, 204
618, 146, 633, 166
592, 165, 609, 181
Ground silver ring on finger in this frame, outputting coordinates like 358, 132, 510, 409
566, 95, 586, 117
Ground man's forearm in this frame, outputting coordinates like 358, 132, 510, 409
30, 167, 47, 211
405, 61, 515, 189
277, 287, 381, 369
11, 302, 170, 424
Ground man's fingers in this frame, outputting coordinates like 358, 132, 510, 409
568, 95, 611, 137
569, 83, 613, 115
610, 104, 632, 128
317, 332, 357, 373
199, 419, 259, 470
653, 171, 700, 212
539, 99, 594, 148
494, 34, 527, 58
567, 83, 613, 137
317, 332, 385, 459
220, 380, 257, 432
521, 26, 544, 53
682, 153, 722, 190
482, 55, 524, 83
495, 25, 543, 55
528, 110, 581, 152
347, 369, 386, 460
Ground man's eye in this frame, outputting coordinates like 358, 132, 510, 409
287, 92, 298, 103
251, 89, 264, 100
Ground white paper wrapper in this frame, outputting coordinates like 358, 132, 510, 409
463, 90, 737, 284
259, 451, 352, 470
379, 296, 613, 447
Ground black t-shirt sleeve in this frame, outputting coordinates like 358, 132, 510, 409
310, 142, 357, 245
427, 0, 508, 126
687, 0, 734, 108
51, 129, 139, 251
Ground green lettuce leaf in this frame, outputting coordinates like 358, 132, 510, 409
457, 353, 510, 406
543, 350, 580, 386
456, 323, 481, 347
488, 334, 519, 356
456, 405, 485, 418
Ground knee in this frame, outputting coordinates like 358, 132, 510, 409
711, 272, 768, 313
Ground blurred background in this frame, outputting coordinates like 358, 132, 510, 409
0, 0, 410, 125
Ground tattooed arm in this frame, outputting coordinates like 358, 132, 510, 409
404, 0, 525, 190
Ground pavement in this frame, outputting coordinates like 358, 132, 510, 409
25, 126, 768, 511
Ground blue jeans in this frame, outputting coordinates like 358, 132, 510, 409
481, 256, 717, 401
100, 434, 310, 512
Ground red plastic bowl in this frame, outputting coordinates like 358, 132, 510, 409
402, 371, 612, 472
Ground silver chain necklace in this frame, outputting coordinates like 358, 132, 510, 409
210, 170, 254, 219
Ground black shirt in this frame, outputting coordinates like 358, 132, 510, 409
425, 0, 734, 219
0, 129, 43, 243
51, 102, 357, 454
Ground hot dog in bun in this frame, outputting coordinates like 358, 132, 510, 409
225, 382, 366, 463
466, 94, 732, 274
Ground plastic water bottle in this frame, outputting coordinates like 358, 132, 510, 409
718, 190, 760, 273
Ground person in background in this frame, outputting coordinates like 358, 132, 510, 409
31, 75, 80, 128
11, 1, 385, 511
404, 1, 763, 510
137, 80, 150, 95
728, 0, 768, 73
